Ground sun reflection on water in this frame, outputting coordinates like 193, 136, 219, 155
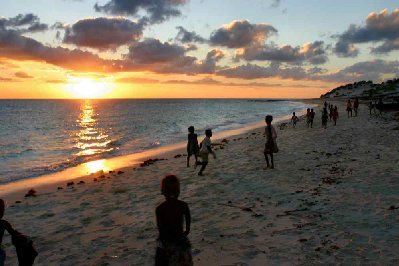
75, 101, 114, 157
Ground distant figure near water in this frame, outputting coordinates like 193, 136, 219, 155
322, 108, 328, 129
155, 175, 193, 266
346, 99, 353, 117
332, 106, 339, 126
306, 108, 311, 127
309, 109, 315, 128
353, 97, 359, 116
196, 129, 216, 176
186, 126, 199, 167
291, 112, 299, 128
264, 115, 278, 169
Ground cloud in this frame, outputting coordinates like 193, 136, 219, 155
126, 38, 188, 64
209, 20, 277, 48
164, 77, 283, 87
317, 59, 399, 82
199, 49, 225, 74
236, 41, 328, 65
175, 26, 206, 43
0, 76, 14, 82
14, 71, 33, 78
217, 63, 307, 80
45, 79, 67, 84
0, 13, 48, 33
94, 0, 187, 24
0, 28, 116, 72
270, 0, 281, 8
63, 17, 144, 49
334, 9, 399, 56
116, 77, 159, 84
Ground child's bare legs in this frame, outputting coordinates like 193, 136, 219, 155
187, 154, 191, 167
264, 152, 274, 169
197, 161, 208, 176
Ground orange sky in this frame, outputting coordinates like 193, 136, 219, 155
0, 59, 332, 99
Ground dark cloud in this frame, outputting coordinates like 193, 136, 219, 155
94, 0, 187, 24
217, 63, 307, 80
317, 59, 399, 82
164, 77, 282, 87
175, 26, 206, 43
199, 49, 225, 74
14, 71, 33, 78
126, 38, 187, 64
236, 41, 328, 65
0, 13, 48, 33
0, 28, 117, 72
371, 39, 399, 54
63, 17, 144, 49
209, 20, 277, 48
270, 0, 282, 8
334, 9, 399, 56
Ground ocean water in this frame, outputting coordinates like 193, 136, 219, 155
0, 99, 310, 184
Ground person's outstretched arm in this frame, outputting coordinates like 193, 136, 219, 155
183, 203, 191, 236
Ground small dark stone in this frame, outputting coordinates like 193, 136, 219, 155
57, 187, 63, 190
174, 154, 182, 158
78, 181, 85, 184
15, 201, 21, 204
117, 171, 124, 175
299, 239, 307, 242
93, 178, 98, 182
25, 189, 37, 197
67, 182, 74, 186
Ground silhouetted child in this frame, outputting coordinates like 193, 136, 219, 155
155, 175, 192, 266
186, 126, 199, 167
306, 108, 311, 127
291, 112, 298, 128
322, 108, 328, 129
353, 97, 359, 116
346, 99, 352, 117
196, 129, 216, 176
264, 115, 277, 169
310, 109, 315, 128
332, 106, 339, 126
0, 199, 37, 266
0, 199, 17, 266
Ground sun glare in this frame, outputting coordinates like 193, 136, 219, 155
65, 77, 113, 99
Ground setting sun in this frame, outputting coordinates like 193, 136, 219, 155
65, 77, 113, 99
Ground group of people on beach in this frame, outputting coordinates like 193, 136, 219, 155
186, 126, 216, 176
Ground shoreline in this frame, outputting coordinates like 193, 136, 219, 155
2, 99, 398, 265
0, 106, 311, 201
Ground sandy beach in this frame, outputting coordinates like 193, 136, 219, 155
1, 99, 399, 265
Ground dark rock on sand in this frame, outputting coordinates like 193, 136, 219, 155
25, 189, 37, 197
57, 187, 63, 190
67, 182, 74, 186
117, 171, 124, 175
